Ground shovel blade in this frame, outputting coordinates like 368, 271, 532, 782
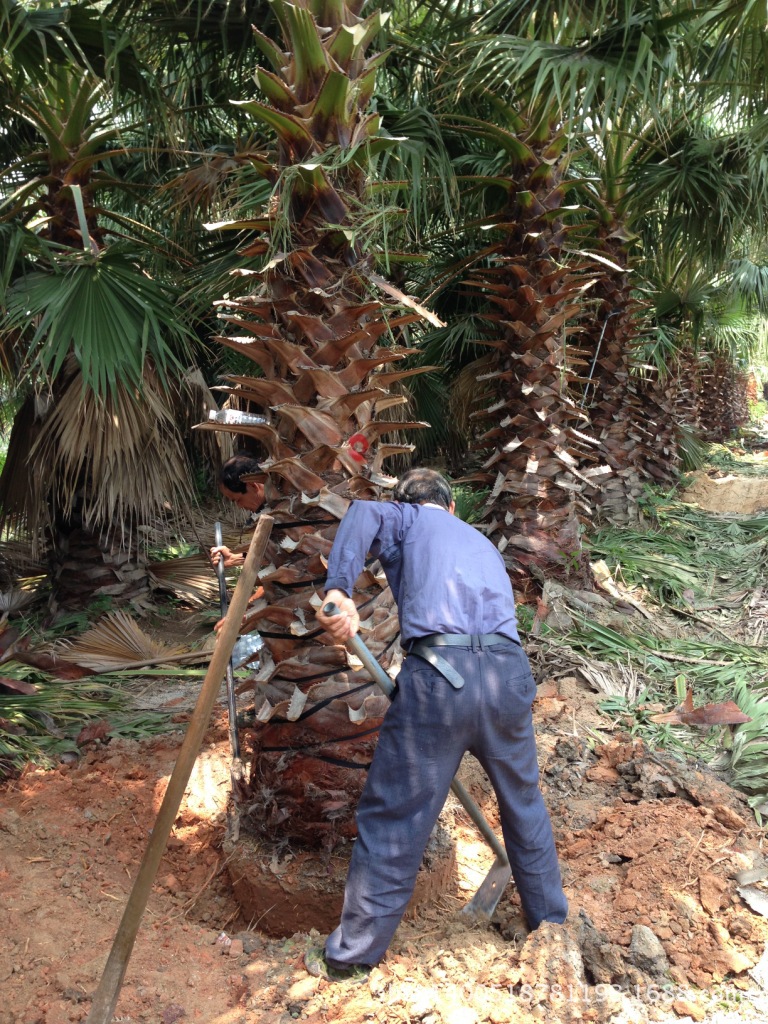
460, 860, 513, 922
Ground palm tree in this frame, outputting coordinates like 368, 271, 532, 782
449, 112, 601, 596
613, 95, 768, 471
431, 0, 768, 538
0, 63, 195, 610
422, 2, 644, 592
568, 1, 768, 508
574, 109, 683, 523
645, 251, 767, 445
197, 0, 437, 846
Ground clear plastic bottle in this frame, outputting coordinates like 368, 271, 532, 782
231, 632, 264, 669
208, 408, 267, 426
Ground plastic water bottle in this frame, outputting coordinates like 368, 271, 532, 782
208, 409, 267, 426
231, 632, 264, 669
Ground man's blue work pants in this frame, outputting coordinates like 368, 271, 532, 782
325, 641, 568, 968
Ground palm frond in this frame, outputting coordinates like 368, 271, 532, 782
562, 616, 768, 695
647, 491, 768, 538
448, 0, 694, 134
729, 256, 768, 316
57, 610, 184, 671
0, 666, 169, 777
728, 681, 768, 806
104, 0, 279, 97
14, 363, 194, 546
676, 423, 709, 473
694, 1, 768, 116
148, 554, 221, 606
631, 127, 768, 266
568, 649, 648, 702
375, 101, 459, 240
589, 512, 768, 607
1, 0, 94, 88
6, 246, 191, 399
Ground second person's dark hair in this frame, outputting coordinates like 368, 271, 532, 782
219, 453, 263, 494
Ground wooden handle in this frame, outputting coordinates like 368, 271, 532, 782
85, 514, 274, 1024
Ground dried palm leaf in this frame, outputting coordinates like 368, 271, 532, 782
566, 649, 647, 702
148, 554, 219, 605
57, 610, 185, 671
0, 537, 46, 576
155, 497, 254, 545
23, 361, 193, 552
0, 576, 46, 617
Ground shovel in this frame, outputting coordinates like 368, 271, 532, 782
322, 602, 513, 922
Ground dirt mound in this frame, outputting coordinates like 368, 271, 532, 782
680, 470, 768, 514
553, 738, 761, 987
3, 675, 768, 1024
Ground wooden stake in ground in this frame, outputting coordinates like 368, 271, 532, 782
85, 515, 274, 1024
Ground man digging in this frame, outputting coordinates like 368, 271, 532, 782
209, 453, 266, 569
307, 467, 568, 982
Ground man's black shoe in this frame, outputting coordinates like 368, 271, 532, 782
304, 945, 371, 984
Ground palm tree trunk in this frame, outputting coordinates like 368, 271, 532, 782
466, 127, 604, 596
49, 504, 151, 613
200, 0, 431, 848
698, 354, 750, 441
582, 229, 679, 523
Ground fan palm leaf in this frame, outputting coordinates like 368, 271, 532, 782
57, 610, 184, 671
6, 246, 189, 398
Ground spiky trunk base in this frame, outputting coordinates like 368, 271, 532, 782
49, 514, 150, 613
699, 356, 750, 440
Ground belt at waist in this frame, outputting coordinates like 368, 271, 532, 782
415, 632, 517, 649
406, 633, 518, 690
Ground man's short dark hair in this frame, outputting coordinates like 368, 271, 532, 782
219, 453, 263, 494
393, 468, 452, 509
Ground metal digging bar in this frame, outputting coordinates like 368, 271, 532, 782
85, 515, 274, 1024
214, 521, 243, 778
322, 602, 512, 921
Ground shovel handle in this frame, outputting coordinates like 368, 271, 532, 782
323, 602, 395, 700
213, 522, 229, 616
321, 601, 508, 866
215, 521, 240, 763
